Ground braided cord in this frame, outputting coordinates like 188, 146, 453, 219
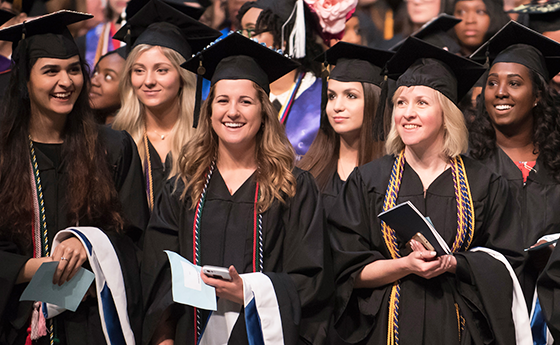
29, 138, 54, 345
143, 134, 154, 212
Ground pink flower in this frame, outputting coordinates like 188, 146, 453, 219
304, 0, 358, 35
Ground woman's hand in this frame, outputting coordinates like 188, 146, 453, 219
407, 239, 457, 278
51, 237, 88, 286
201, 265, 244, 305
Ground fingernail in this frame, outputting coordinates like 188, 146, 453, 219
431, 251, 436, 256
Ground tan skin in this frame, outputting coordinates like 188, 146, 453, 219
355, 86, 457, 289
17, 56, 89, 286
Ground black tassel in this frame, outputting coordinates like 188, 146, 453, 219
483, 46, 490, 69
193, 59, 205, 128
18, 22, 28, 100
319, 60, 329, 131
374, 74, 389, 141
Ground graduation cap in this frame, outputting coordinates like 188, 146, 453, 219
314, 41, 395, 130
124, 0, 207, 22
97, 46, 127, 66
387, 36, 486, 104
0, 9, 15, 27
182, 32, 300, 127
471, 20, 560, 81
113, 0, 220, 60
390, 14, 462, 54
0, 10, 92, 99
510, 0, 560, 34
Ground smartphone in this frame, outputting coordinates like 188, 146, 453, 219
202, 265, 232, 281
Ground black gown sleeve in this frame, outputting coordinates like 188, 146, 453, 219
100, 126, 150, 244
537, 243, 560, 341
269, 169, 333, 345
326, 167, 388, 343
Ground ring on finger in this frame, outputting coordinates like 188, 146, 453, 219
61, 257, 67, 261
419, 252, 423, 259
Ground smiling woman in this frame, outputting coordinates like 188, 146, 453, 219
0, 10, 149, 345
469, 21, 560, 313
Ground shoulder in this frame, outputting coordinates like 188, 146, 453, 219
98, 125, 135, 156
292, 167, 318, 189
353, 154, 395, 190
461, 154, 507, 201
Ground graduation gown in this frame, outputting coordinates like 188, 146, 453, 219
473, 147, 560, 306
537, 243, 560, 341
0, 126, 149, 345
142, 168, 332, 345
328, 154, 524, 345
322, 172, 344, 215
145, 138, 172, 208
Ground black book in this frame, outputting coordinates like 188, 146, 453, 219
378, 201, 451, 256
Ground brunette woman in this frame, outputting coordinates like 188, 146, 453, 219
141, 32, 331, 345
89, 47, 126, 124
298, 42, 393, 205
111, 0, 220, 211
469, 21, 560, 309
0, 11, 148, 345
328, 37, 527, 344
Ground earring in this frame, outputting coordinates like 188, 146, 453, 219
534, 103, 537, 107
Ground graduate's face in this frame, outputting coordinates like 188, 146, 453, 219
484, 62, 538, 131
90, 53, 125, 110
130, 47, 182, 114
211, 79, 263, 150
27, 56, 84, 120
394, 86, 445, 151
453, 0, 490, 52
407, 0, 441, 26
327, 80, 364, 140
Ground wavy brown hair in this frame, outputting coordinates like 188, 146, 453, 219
178, 82, 296, 212
0, 55, 124, 251
298, 82, 385, 190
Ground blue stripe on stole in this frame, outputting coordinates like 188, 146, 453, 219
531, 297, 548, 345
245, 298, 265, 345
72, 230, 93, 255
100, 284, 126, 345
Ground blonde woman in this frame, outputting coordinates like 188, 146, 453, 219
327, 37, 525, 344
111, 0, 220, 209
141, 33, 332, 345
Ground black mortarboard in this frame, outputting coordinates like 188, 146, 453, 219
0, 10, 91, 61
510, 0, 560, 33
97, 46, 127, 66
0, 10, 92, 99
0, 9, 15, 27
182, 32, 299, 127
390, 14, 462, 53
471, 20, 560, 81
114, 0, 220, 60
125, 0, 207, 21
318, 41, 394, 86
387, 37, 486, 104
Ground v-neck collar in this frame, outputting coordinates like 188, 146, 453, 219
211, 168, 257, 200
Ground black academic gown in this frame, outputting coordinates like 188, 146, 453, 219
322, 172, 344, 215
474, 147, 560, 307
145, 138, 172, 207
0, 126, 149, 345
328, 154, 524, 345
537, 243, 560, 341
142, 168, 332, 345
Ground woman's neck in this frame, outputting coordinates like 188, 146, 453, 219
217, 142, 258, 195
405, 145, 449, 193
494, 121, 537, 162
338, 133, 360, 181
144, 101, 180, 133
29, 110, 67, 144
270, 70, 298, 96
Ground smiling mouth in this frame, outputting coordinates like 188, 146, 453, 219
52, 92, 72, 100
224, 122, 244, 128
403, 124, 420, 129
494, 105, 513, 110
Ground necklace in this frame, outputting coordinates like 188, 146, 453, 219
150, 128, 171, 140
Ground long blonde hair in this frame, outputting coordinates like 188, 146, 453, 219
112, 44, 196, 177
385, 86, 468, 158
178, 81, 297, 212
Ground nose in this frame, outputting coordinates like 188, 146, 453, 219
226, 100, 240, 118
91, 72, 101, 87
332, 96, 344, 113
144, 70, 156, 88
496, 82, 509, 99
58, 71, 73, 88
402, 103, 418, 119
464, 10, 476, 23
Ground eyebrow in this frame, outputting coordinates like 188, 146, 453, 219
488, 72, 524, 80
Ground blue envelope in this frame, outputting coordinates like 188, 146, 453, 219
165, 250, 217, 311
20, 262, 95, 312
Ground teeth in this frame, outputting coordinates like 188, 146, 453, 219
224, 123, 243, 128
495, 105, 512, 110
404, 124, 419, 129
53, 92, 71, 99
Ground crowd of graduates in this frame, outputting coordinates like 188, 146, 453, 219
1, 0, 560, 344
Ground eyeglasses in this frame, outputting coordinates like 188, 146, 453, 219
240, 28, 256, 38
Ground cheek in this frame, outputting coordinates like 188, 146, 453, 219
130, 74, 142, 89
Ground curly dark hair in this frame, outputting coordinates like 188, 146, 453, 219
468, 67, 560, 182
0, 53, 124, 251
